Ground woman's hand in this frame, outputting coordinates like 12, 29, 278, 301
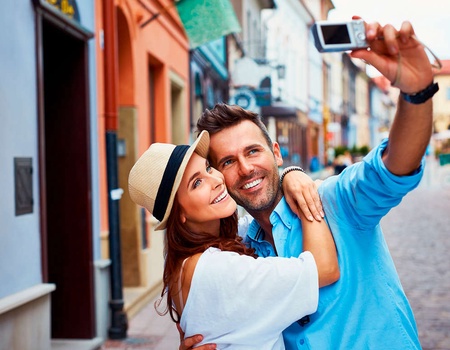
282, 170, 324, 222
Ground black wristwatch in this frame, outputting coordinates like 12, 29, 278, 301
401, 82, 439, 104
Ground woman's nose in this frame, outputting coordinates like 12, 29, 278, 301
209, 173, 224, 188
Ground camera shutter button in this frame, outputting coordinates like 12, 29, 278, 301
357, 32, 366, 41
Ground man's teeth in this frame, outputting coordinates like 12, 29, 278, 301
213, 190, 228, 204
243, 178, 262, 190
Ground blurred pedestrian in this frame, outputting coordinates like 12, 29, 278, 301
326, 146, 336, 166
343, 150, 353, 166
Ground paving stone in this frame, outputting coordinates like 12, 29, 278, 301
382, 161, 450, 350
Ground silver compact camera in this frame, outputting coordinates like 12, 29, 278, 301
311, 20, 368, 53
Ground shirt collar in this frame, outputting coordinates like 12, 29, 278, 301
270, 196, 293, 230
246, 196, 293, 243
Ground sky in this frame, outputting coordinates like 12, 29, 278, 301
328, 0, 450, 61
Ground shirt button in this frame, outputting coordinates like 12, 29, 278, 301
300, 339, 305, 345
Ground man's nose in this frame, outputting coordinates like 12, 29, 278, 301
238, 158, 254, 176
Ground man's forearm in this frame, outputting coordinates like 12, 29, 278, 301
382, 93, 433, 176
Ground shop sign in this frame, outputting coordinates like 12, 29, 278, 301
231, 88, 257, 111
45, 0, 80, 22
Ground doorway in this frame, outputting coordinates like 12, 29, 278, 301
38, 18, 95, 339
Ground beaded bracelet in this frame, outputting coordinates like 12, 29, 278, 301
280, 166, 306, 185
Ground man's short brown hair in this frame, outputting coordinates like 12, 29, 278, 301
196, 103, 273, 149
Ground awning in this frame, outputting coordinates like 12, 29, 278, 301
176, 0, 241, 48
261, 102, 297, 118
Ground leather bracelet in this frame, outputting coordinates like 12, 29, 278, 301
280, 166, 306, 185
401, 82, 439, 104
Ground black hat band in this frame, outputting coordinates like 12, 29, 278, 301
153, 145, 189, 221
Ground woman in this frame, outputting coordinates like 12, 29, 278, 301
128, 131, 339, 349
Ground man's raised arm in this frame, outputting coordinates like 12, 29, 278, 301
351, 19, 437, 175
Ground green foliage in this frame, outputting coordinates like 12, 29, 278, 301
334, 145, 370, 157
334, 145, 348, 157
359, 145, 370, 155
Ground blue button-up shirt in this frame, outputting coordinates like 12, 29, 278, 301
244, 139, 423, 349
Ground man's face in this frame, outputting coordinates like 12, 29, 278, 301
208, 120, 283, 213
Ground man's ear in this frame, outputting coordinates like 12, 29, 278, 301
272, 142, 283, 167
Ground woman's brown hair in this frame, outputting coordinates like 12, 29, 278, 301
156, 195, 257, 322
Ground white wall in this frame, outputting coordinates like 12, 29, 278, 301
0, 0, 42, 298
0, 0, 102, 295
262, 0, 312, 112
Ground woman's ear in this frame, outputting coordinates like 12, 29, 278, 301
180, 211, 187, 224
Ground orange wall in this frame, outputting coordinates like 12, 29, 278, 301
96, 0, 190, 233
95, 0, 108, 236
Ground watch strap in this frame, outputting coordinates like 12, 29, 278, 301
401, 82, 439, 104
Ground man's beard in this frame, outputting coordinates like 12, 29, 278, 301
230, 169, 282, 213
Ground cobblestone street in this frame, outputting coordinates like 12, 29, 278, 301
381, 160, 450, 350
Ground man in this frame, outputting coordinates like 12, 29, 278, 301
181, 19, 437, 349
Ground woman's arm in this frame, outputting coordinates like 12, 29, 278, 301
301, 213, 339, 287
176, 254, 217, 350
281, 168, 324, 222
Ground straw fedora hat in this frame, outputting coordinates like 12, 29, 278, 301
128, 130, 210, 231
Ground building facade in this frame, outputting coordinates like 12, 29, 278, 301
95, 0, 192, 330
432, 60, 450, 154
0, 0, 104, 348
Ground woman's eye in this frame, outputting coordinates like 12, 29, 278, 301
193, 179, 202, 188
206, 165, 212, 173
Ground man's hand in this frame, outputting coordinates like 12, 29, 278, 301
351, 17, 435, 175
350, 18, 433, 93
177, 323, 216, 350
282, 170, 324, 221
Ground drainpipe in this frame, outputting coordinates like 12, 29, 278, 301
103, 0, 128, 339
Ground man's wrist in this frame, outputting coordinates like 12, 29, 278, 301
400, 81, 439, 104
280, 166, 306, 185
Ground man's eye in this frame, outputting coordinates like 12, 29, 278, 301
249, 149, 258, 155
223, 159, 232, 167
